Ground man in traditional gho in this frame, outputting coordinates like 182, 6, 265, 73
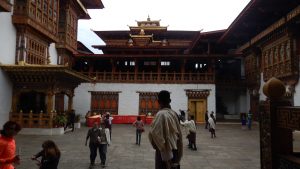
181, 115, 197, 150
149, 90, 183, 169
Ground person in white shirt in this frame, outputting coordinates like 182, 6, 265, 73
181, 115, 197, 150
149, 90, 183, 169
208, 114, 216, 138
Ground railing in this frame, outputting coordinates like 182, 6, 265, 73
82, 71, 215, 84
10, 112, 56, 128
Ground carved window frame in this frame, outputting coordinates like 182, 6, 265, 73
90, 91, 119, 115
138, 92, 159, 116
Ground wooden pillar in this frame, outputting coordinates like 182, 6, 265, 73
111, 59, 116, 74
16, 27, 27, 65
181, 59, 186, 81
11, 89, 20, 113
47, 91, 54, 113
134, 59, 138, 81
260, 78, 292, 169
88, 61, 93, 76
68, 91, 74, 111
111, 59, 116, 81
157, 59, 161, 82
207, 42, 211, 54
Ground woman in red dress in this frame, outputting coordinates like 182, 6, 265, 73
0, 121, 21, 169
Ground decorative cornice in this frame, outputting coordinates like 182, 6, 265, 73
185, 89, 210, 99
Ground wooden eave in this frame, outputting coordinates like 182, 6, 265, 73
129, 26, 167, 31
137, 20, 161, 26
74, 53, 240, 59
77, 41, 93, 54
218, 0, 299, 44
80, 0, 104, 9
0, 65, 91, 84
12, 16, 59, 42
0, 0, 12, 12
92, 45, 189, 50
75, 0, 90, 19
237, 5, 300, 52
94, 30, 199, 45
56, 42, 78, 54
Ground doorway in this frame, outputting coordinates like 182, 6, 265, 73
188, 99, 207, 123
18, 91, 46, 113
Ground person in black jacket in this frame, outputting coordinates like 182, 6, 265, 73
31, 140, 61, 169
65, 110, 75, 132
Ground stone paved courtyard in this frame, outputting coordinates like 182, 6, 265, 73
15, 123, 260, 169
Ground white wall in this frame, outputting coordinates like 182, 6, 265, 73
49, 43, 58, 65
74, 83, 216, 117
293, 83, 300, 106
0, 11, 16, 126
259, 73, 267, 101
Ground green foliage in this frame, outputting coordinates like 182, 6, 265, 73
54, 114, 67, 127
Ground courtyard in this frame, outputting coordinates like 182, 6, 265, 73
15, 123, 260, 169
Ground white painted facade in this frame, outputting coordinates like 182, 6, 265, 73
0, 10, 16, 126
74, 83, 216, 117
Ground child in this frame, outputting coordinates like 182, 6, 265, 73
132, 116, 144, 145
31, 140, 61, 169
181, 115, 197, 150
208, 114, 216, 138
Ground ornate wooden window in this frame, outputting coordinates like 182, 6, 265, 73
262, 37, 296, 80
66, 7, 78, 50
138, 92, 159, 116
245, 53, 260, 86
26, 36, 48, 64
90, 91, 119, 115
27, 0, 58, 34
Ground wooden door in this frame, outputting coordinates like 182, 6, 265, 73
196, 100, 206, 122
188, 99, 206, 123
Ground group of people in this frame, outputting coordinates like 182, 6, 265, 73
241, 110, 253, 130
0, 90, 218, 169
85, 112, 113, 168
0, 121, 61, 169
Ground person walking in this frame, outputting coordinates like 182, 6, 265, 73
0, 121, 21, 169
247, 110, 253, 130
208, 114, 216, 138
31, 140, 61, 169
65, 110, 75, 132
103, 113, 112, 141
85, 123, 101, 167
98, 123, 109, 168
204, 110, 209, 129
133, 116, 145, 145
181, 115, 197, 150
149, 90, 183, 169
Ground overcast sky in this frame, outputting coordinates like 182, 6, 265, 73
78, 0, 251, 54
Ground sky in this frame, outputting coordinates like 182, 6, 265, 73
78, 0, 251, 54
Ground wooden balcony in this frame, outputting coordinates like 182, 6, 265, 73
9, 112, 67, 128
10, 112, 54, 128
82, 71, 215, 84
0, 0, 12, 12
